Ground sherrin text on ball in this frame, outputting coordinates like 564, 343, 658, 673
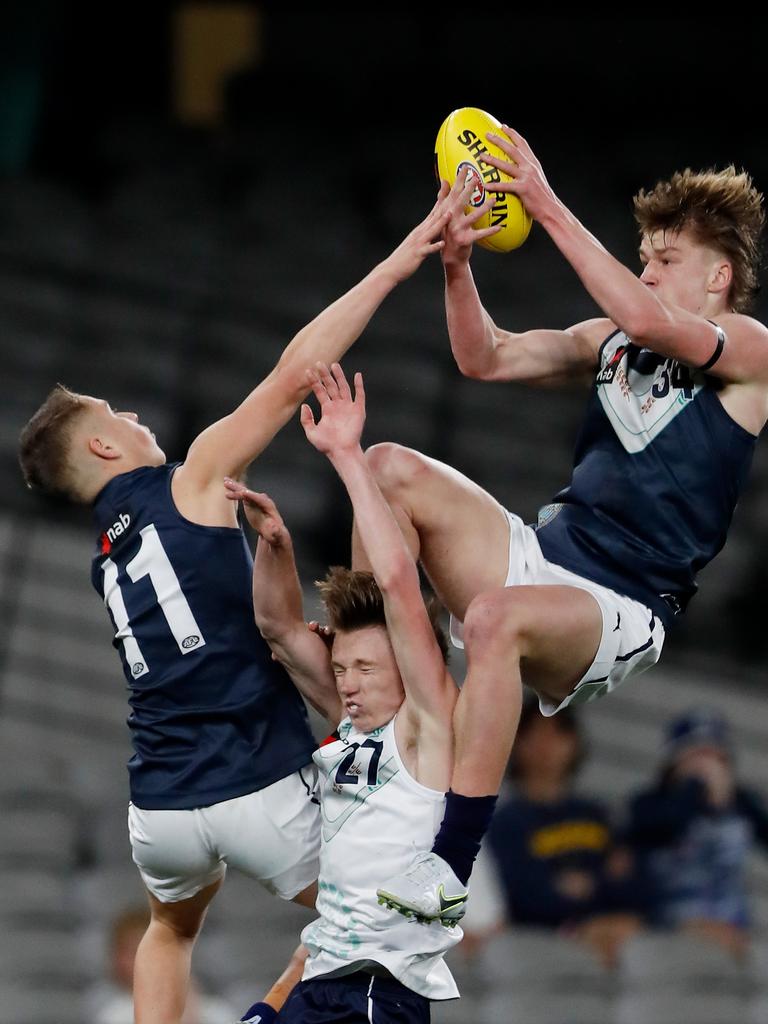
435, 107, 532, 253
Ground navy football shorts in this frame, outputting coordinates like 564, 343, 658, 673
277, 972, 431, 1023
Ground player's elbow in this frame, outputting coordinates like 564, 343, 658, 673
281, 375, 311, 410
253, 608, 288, 648
455, 357, 493, 381
269, 355, 313, 409
449, 336, 499, 381
620, 301, 673, 348
375, 549, 419, 597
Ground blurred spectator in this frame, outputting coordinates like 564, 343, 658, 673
84, 905, 236, 1024
624, 707, 768, 956
462, 698, 642, 965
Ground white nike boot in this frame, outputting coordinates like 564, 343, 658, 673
377, 851, 468, 927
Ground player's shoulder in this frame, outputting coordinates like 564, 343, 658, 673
567, 317, 617, 354
718, 310, 768, 341
716, 312, 768, 389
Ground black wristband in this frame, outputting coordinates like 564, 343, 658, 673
699, 323, 726, 372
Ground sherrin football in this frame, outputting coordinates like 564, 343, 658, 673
435, 107, 532, 253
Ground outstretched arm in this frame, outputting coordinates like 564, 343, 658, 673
301, 364, 456, 776
224, 478, 342, 724
440, 173, 605, 385
479, 127, 768, 383
176, 187, 452, 514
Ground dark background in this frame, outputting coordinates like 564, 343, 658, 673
2, 9, 768, 1022
3, 5, 768, 679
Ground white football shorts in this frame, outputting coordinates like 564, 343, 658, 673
128, 765, 320, 903
450, 509, 665, 715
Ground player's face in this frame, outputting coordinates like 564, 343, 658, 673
331, 625, 405, 733
80, 396, 166, 466
638, 228, 730, 314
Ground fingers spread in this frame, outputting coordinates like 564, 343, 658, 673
488, 127, 522, 156
480, 151, 519, 177
501, 124, 528, 150
331, 361, 351, 400
465, 195, 497, 226
472, 224, 504, 241
316, 361, 338, 400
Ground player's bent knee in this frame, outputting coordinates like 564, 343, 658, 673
365, 442, 429, 495
463, 589, 531, 653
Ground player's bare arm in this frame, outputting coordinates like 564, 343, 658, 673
439, 173, 605, 385
301, 362, 456, 790
481, 126, 768, 400
173, 188, 452, 525
224, 478, 342, 724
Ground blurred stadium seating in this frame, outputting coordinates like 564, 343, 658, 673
2, 9, 768, 1022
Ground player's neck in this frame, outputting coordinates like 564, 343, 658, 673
699, 293, 733, 320
85, 457, 155, 504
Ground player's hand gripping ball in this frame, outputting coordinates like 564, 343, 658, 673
435, 107, 532, 253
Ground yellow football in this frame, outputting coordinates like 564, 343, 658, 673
434, 107, 532, 253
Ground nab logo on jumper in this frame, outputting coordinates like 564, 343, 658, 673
100, 512, 132, 554
91, 462, 316, 812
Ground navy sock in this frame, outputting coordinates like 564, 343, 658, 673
432, 790, 498, 886
239, 1002, 278, 1024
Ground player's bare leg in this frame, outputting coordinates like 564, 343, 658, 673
353, 443, 511, 616
378, 586, 603, 925
367, 444, 604, 924
454, 583, 602, 795
133, 879, 222, 1024
359, 443, 604, 768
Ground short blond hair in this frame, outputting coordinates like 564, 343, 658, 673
633, 166, 765, 312
19, 385, 90, 501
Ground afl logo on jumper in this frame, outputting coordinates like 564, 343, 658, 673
181, 635, 200, 650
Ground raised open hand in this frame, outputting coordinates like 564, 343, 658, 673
300, 362, 366, 458
383, 181, 452, 282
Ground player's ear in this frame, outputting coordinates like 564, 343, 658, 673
89, 435, 122, 460
708, 258, 732, 298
